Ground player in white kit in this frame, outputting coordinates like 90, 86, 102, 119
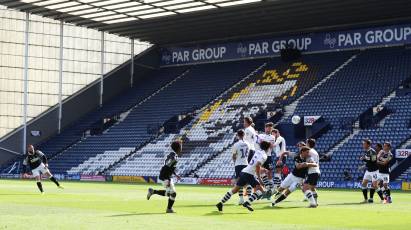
272, 129, 286, 189
256, 122, 276, 198
243, 116, 258, 196
232, 129, 250, 205
216, 141, 270, 212
302, 139, 321, 207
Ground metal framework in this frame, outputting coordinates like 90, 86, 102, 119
2, 0, 411, 45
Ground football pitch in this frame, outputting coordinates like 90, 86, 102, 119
0, 180, 410, 230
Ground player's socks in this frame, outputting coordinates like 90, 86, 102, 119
221, 191, 233, 204
49, 176, 60, 186
36, 182, 43, 193
238, 187, 244, 204
273, 173, 282, 189
262, 175, 270, 189
248, 190, 263, 203
313, 191, 318, 204
369, 188, 375, 199
246, 185, 253, 197
274, 193, 287, 204
167, 199, 175, 210
376, 188, 384, 200
304, 190, 316, 206
153, 190, 166, 196
361, 186, 368, 200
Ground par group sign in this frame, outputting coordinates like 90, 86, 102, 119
161, 23, 411, 66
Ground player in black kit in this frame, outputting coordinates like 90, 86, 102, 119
271, 146, 318, 207
359, 139, 379, 203
377, 142, 393, 203
147, 140, 182, 213
22, 145, 63, 194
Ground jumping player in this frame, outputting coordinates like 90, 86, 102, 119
377, 142, 393, 203
256, 122, 276, 197
147, 140, 182, 213
22, 145, 63, 194
271, 146, 317, 208
216, 141, 271, 212
243, 116, 258, 197
360, 139, 379, 203
272, 129, 286, 189
232, 130, 250, 204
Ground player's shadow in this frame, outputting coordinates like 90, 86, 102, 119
325, 202, 367, 206
0, 194, 38, 196
260, 206, 301, 210
204, 211, 250, 216
107, 212, 164, 217
177, 203, 236, 208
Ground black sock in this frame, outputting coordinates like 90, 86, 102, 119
167, 198, 175, 210
377, 189, 384, 200
36, 182, 43, 193
50, 176, 60, 186
362, 188, 368, 200
386, 189, 391, 197
370, 189, 375, 199
154, 190, 166, 196
275, 194, 287, 204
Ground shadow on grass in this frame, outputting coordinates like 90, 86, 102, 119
177, 203, 236, 208
107, 212, 165, 217
324, 202, 367, 206
259, 205, 302, 210
203, 211, 250, 216
0, 194, 39, 196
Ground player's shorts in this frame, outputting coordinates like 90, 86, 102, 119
363, 170, 379, 182
162, 178, 176, 195
305, 173, 320, 186
31, 163, 48, 177
247, 150, 255, 163
281, 173, 304, 192
236, 172, 259, 188
234, 165, 247, 179
262, 155, 273, 170
377, 172, 390, 184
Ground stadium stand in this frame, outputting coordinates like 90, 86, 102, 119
323, 93, 411, 181
53, 60, 266, 174
109, 51, 355, 178
3, 46, 410, 182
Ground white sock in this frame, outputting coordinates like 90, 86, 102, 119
304, 190, 316, 206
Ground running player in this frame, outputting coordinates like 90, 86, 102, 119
232, 130, 250, 204
147, 140, 182, 213
302, 139, 320, 207
256, 122, 276, 197
271, 146, 318, 208
216, 141, 271, 212
360, 139, 379, 203
272, 129, 286, 189
377, 142, 393, 203
22, 145, 63, 194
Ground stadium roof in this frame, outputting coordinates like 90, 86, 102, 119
2, 0, 411, 45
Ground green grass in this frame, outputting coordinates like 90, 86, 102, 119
0, 180, 410, 230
